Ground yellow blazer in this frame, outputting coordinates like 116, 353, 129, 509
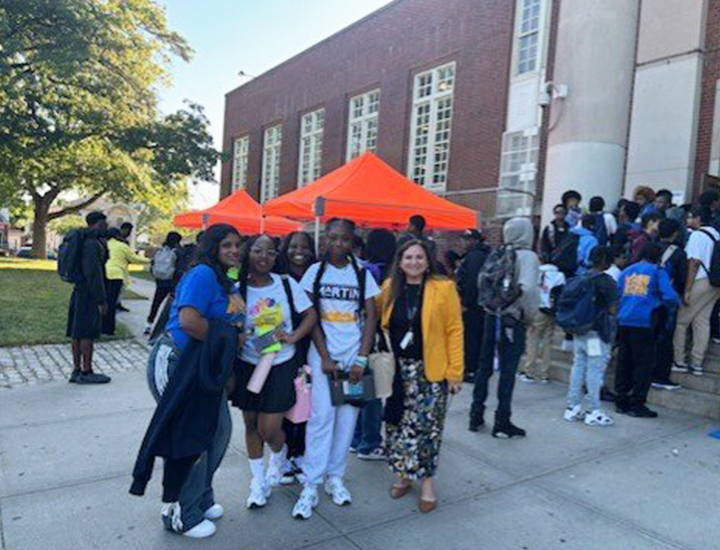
378, 277, 464, 383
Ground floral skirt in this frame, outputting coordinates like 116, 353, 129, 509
386, 357, 449, 480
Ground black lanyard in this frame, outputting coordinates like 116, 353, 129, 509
404, 283, 423, 329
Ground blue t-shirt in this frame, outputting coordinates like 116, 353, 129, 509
166, 264, 243, 351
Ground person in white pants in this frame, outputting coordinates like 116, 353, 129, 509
294, 218, 380, 519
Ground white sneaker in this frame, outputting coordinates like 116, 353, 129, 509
324, 476, 352, 506
584, 409, 614, 427
246, 477, 270, 509
518, 373, 536, 384
690, 365, 704, 377
564, 404, 584, 422
204, 503, 224, 521
292, 485, 319, 520
357, 448, 386, 461
183, 520, 216, 539
266, 461, 283, 488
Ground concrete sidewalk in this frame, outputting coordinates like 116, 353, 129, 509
1, 362, 719, 549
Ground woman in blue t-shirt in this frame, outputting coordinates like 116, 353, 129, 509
146, 224, 243, 539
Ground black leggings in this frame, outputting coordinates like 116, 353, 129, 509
148, 279, 174, 324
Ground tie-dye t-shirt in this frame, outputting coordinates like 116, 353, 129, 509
239, 273, 312, 366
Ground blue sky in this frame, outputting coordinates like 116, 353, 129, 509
158, 0, 394, 207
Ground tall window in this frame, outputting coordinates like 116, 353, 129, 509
407, 62, 456, 192
516, 0, 541, 75
346, 89, 380, 161
298, 109, 324, 187
231, 136, 249, 192
260, 125, 282, 202
495, 130, 539, 217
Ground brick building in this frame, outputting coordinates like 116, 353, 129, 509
221, 0, 720, 226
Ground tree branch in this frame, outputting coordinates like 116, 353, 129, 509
48, 191, 105, 220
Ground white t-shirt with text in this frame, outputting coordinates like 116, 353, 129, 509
301, 261, 380, 366
240, 274, 312, 366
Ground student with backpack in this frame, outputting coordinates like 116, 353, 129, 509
653, 219, 687, 391
294, 218, 380, 520
230, 235, 317, 509
519, 261, 565, 384
145, 232, 182, 335
616, 243, 680, 418
559, 247, 617, 426
62, 211, 112, 385
672, 205, 720, 377
469, 217, 540, 438
588, 196, 616, 246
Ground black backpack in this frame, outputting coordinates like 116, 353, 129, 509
556, 273, 600, 335
476, 245, 521, 314
591, 213, 609, 246
551, 232, 579, 275
698, 229, 720, 288
312, 255, 367, 318
57, 229, 86, 284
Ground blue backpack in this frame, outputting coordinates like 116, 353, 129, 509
591, 213, 609, 246
556, 273, 600, 335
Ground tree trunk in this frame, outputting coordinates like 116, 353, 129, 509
31, 196, 50, 259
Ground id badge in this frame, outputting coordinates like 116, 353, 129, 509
400, 330, 414, 350
587, 337, 602, 358
343, 380, 364, 397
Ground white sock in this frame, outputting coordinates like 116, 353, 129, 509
249, 458, 265, 480
270, 444, 288, 467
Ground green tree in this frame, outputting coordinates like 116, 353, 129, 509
0, 0, 220, 257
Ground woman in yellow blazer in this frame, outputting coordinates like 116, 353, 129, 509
378, 238, 463, 513
103, 228, 149, 335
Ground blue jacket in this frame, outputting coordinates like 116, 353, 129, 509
617, 261, 680, 328
571, 226, 599, 275
130, 318, 237, 498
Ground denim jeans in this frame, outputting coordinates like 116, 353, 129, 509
471, 315, 526, 422
351, 398, 383, 454
567, 331, 611, 412
147, 335, 232, 530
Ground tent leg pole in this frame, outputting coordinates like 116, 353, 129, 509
314, 216, 320, 256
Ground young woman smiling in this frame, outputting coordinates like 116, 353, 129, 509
378, 239, 464, 514
293, 219, 380, 520
230, 235, 317, 509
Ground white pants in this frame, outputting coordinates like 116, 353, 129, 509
300, 346, 360, 486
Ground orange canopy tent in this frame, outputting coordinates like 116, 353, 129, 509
173, 189, 301, 236
262, 152, 479, 230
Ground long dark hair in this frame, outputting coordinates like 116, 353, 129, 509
387, 239, 442, 305
365, 228, 397, 281
275, 231, 316, 276
192, 224, 240, 294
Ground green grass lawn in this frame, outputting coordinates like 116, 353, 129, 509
129, 265, 155, 282
0, 258, 132, 347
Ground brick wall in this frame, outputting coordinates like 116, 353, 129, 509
693, 0, 720, 195
221, 0, 515, 218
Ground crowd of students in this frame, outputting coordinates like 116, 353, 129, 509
65, 187, 720, 539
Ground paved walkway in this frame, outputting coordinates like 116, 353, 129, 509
1, 277, 720, 549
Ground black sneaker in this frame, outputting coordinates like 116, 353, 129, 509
492, 421, 526, 438
77, 372, 112, 385
69, 370, 82, 384
627, 405, 658, 418
651, 379, 682, 391
117, 303, 130, 312
468, 416, 484, 433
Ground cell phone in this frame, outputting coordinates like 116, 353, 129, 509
252, 330, 279, 353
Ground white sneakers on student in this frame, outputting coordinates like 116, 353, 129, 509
204, 503, 224, 521
161, 502, 216, 539
246, 477, 271, 509
292, 485, 319, 520
563, 404, 584, 422
584, 409, 614, 427
324, 476, 352, 506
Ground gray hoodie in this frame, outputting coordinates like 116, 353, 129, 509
503, 217, 540, 323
